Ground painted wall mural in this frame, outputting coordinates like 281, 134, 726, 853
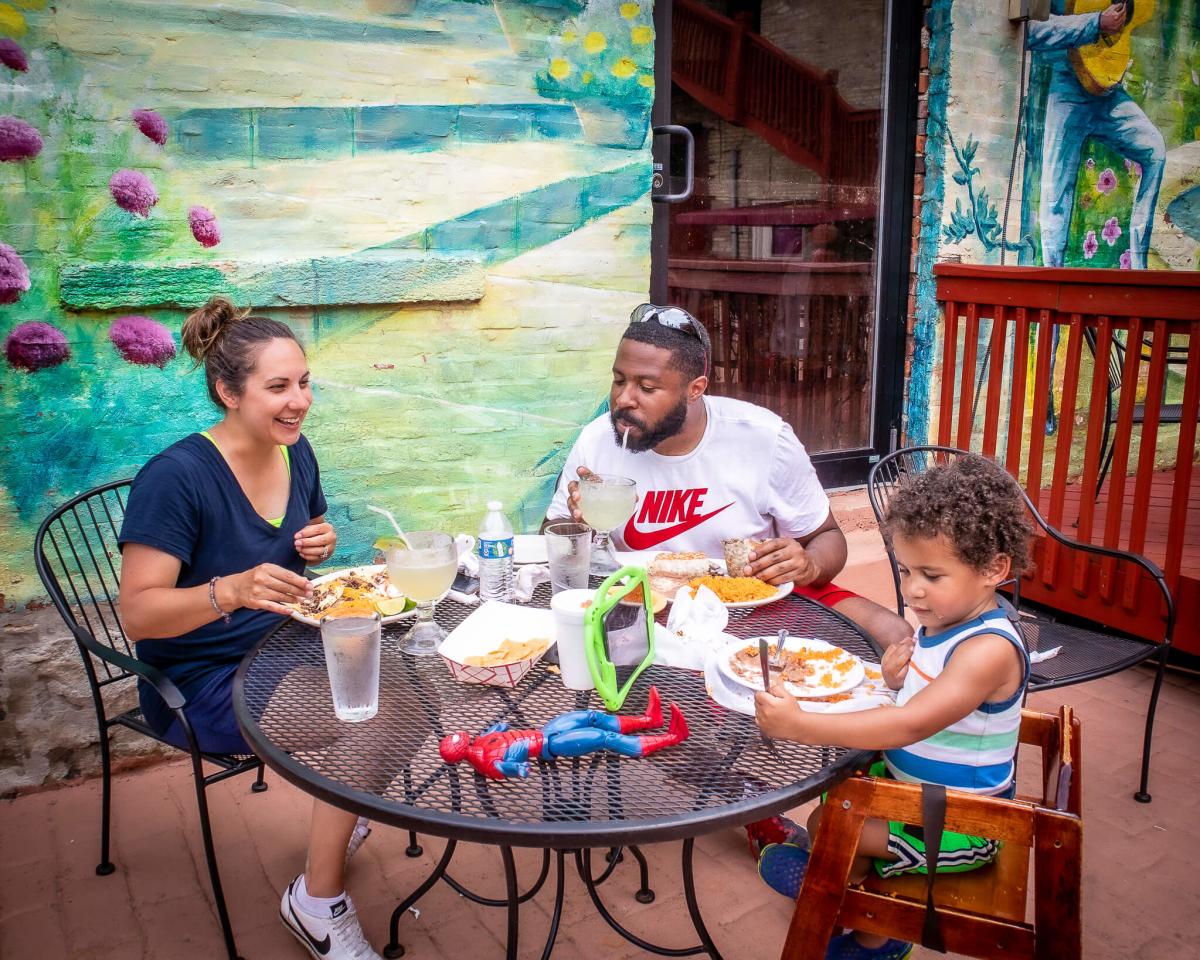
0, 0, 655, 606
909, 0, 1200, 444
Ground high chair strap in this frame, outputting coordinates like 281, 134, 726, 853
920, 782, 947, 952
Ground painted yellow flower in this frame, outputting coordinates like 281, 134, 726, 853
631, 25, 653, 45
562, 30, 577, 43
549, 58, 571, 81
583, 31, 607, 55
0, 3, 29, 36
582, 70, 594, 85
620, 3, 640, 19
611, 57, 636, 79
638, 74, 655, 88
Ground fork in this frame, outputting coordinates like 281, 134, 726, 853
775, 628, 788, 669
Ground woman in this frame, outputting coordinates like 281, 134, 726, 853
119, 297, 382, 960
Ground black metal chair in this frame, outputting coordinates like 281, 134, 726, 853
34, 479, 266, 960
866, 445, 1174, 804
1082, 327, 1192, 497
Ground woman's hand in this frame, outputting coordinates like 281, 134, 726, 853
220, 563, 312, 616
881, 637, 915, 690
295, 521, 337, 564
754, 683, 806, 740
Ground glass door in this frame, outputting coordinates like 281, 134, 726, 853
652, 0, 919, 485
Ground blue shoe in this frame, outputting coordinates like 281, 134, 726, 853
757, 838, 811, 898
824, 932, 913, 959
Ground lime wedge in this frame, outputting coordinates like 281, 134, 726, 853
374, 535, 408, 551
375, 596, 411, 617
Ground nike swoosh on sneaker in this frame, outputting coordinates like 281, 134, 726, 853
283, 886, 332, 956
622, 502, 734, 550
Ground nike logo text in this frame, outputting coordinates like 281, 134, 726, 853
623, 488, 734, 550
285, 881, 332, 956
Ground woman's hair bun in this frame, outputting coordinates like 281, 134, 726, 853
181, 296, 250, 362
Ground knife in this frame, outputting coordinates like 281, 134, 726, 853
758, 637, 773, 692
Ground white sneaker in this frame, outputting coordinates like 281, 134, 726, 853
345, 816, 372, 864
280, 875, 382, 960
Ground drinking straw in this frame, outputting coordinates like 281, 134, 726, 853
367, 505, 411, 548
622, 425, 629, 451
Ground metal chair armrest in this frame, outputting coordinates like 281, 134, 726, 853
68, 623, 187, 710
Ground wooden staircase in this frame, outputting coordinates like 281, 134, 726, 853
672, 0, 879, 186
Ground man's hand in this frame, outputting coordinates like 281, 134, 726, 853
564, 466, 595, 524
1100, 2, 1127, 35
881, 637, 915, 690
754, 683, 805, 740
746, 538, 822, 586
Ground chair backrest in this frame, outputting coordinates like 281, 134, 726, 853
34, 480, 135, 689
1082, 326, 1126, 398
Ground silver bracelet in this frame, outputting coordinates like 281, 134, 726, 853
208, 576, 232, 624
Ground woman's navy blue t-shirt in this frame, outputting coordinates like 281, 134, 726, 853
118, 432, 327, 734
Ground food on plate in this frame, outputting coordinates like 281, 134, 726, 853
463, 637, 550, 667
728, 641, 861, 694
721, 537, 760, 577
607, 582, 669, 614
647, 551, 719, 596
688, 575, 776, 604
292, 567, 410, 619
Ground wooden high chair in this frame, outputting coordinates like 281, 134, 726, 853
779, 707, 1082, 960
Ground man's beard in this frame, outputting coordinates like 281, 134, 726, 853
610, 396, 688, 452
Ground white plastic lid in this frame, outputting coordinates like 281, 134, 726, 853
487, 500, 502, 511
550, 588, 595, 621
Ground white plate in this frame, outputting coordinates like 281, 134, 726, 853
287, 564, 416, 627
514, 534, 548, 565
704, 650, 893, 716
615, 552, 791, 609
717, 635, 864, 697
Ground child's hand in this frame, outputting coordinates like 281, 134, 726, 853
882, 637, 915, 690
754, 683, 805, 739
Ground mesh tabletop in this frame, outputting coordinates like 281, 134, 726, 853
235, 587, 878, 848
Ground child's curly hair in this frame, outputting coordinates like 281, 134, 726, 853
884, 454, 1033, 575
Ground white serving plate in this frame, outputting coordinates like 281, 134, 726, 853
287, 564, 416, 627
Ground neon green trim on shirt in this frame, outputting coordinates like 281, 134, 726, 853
200, 431, 290, 526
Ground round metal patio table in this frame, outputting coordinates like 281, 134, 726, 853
234, 586, 879, 960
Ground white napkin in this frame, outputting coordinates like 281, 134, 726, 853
655, 585, 730, 670
1028, 646, 1061, 664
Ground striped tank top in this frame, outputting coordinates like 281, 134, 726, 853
884, 608, 1030, 796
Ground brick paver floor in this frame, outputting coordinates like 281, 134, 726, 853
4, 509, 1198, 959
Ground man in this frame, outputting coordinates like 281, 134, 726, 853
1029, 1, 1164, 268
544, 303, 912, 653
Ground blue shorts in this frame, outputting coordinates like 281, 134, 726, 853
141, 663, 253, 756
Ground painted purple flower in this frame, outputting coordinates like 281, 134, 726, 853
108, 315, 176, 367
1097, 168, 1117, 194
1120, 249, 1132, 269
0, 242, 30, 305
1102, 216, 1122, 246
1086, 157, 1096, 170
188, 205, 221, 247
1083, 230, 1099, 259
0, 116, 44, 162
0, 39, 28, 72
1124, 158, 1142, 179
131, 108, 168, 146
109, 169, 158, 217
4, 321, 69, 372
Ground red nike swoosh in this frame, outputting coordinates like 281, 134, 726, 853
622, 502, 735, 550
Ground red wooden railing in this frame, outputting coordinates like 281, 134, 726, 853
934, 264, 1200, 654
672, 0, 879, 185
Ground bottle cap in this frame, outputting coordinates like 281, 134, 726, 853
486, 500, 502, 511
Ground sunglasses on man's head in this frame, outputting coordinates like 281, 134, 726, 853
628, 303, 711, 377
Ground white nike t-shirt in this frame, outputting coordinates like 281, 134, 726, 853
546, 396, 830, 556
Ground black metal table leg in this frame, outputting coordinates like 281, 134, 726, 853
384, 838, 458, 958
682, 837, 725, 960
501, 846, 520, 960
540, 850, 567, 960
629, 845, 656, 903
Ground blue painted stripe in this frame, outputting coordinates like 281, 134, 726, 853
173, 104, 586, 159
884, 747, 1013, 790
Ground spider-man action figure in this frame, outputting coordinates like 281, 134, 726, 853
438, 686, 689, 780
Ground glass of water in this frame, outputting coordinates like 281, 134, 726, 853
319, 612, 381, 722
578, 474, 638, 574
386, 531, 458, 656
545, 522, 592, 593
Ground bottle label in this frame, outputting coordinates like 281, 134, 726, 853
478, 536, 513, 560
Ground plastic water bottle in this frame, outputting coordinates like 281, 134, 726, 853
478, 500, 514, 602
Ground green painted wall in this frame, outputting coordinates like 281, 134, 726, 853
0, 0, 656, 602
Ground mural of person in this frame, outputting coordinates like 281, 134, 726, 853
1028, 1, 1165, 269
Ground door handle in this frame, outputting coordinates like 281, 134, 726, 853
651, 124, 694, 203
